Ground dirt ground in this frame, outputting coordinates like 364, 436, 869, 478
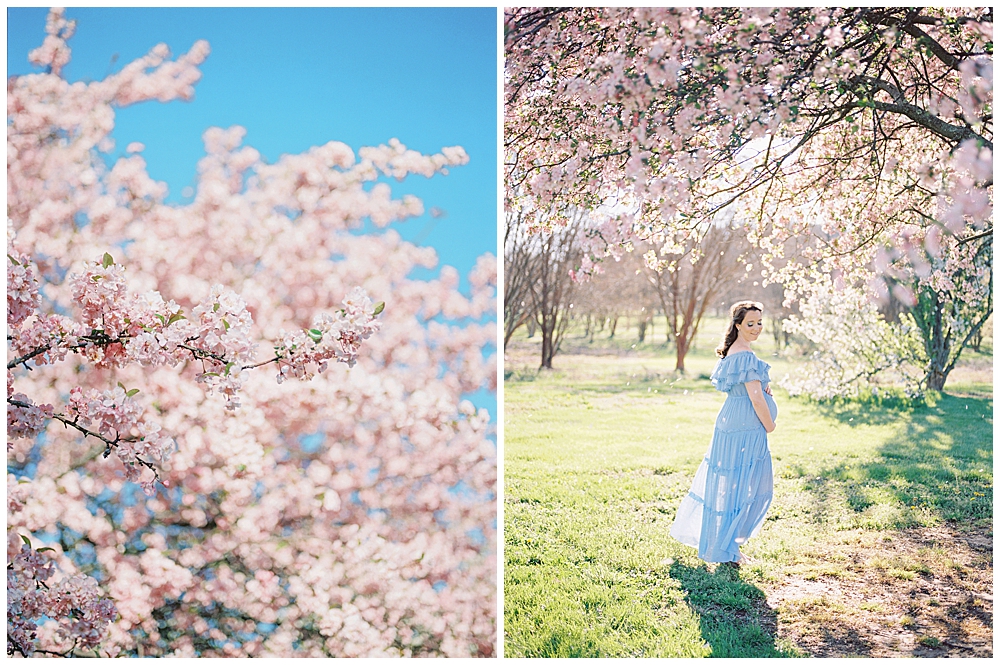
759, 524, 993, 657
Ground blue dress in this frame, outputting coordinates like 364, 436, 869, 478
670, 351, 777, 563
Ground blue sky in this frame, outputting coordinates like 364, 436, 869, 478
8, 7, 498, 417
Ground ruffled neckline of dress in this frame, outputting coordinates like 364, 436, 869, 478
710, 350, 771, 393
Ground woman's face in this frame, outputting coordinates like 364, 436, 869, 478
736, 310, 763, 343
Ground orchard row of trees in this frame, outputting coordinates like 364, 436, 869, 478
505, 6, 992, 396
8, 9, 495, 657
505, 206, 789, 371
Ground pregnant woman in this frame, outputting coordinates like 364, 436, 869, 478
670, 300, 777, 566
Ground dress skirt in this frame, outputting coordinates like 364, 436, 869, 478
670, 351, 776, 563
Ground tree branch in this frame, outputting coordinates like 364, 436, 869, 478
7, 344, 51, 370
848, 74, 992, 149
7, 397, 161, 483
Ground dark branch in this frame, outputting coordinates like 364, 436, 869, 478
847, 75, 991, 150
7, 397, 161, 483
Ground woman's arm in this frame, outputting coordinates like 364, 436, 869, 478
745, 380, 776, 433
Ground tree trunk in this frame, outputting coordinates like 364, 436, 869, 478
540, 319, 555, 369
675, 336, 688, 372
912, 289, 957, 392
926, 367, 948, 391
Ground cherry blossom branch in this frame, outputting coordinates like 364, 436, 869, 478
957, 226, 994, 245
8, 329, 131, 370
240, 355, 283, 370
7, 397, 161, 484
7, 345, 51, 370
176, 340, 230, 365
868, 12, 964, 72
9, 253, 383, 415
7, 640, 29, 658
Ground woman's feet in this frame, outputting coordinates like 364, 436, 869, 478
720, 552, 753, 570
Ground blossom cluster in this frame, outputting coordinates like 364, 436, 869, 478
8, 248, 384, 495
274, 287, 382, 384
7, 247, 39, 329
66, 386, 173, 494
10, 248, 381, 411
7, 532, 118, 657
780, 277, 926, 399
26, 7, 76, 76
6, 383, 54, 444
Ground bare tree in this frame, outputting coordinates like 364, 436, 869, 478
504, 207, 537, 346
528, 210, 586, 369
573, 248, 657, 343
641, 225, 752, 371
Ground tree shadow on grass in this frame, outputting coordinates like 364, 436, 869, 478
794, 390, 992, 527
667, 560, 788, 657
773, 390, 993, 657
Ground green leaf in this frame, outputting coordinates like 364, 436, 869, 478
126, 388, 140, 398
201, 372, 220, 378
36, 547, 55, 553
20, 534, 30, 546
118, 381, 127, 391
224, 362, 235, 376
222, 319, 230, 331
92, 275, 102, 281
166, 311, 186, 326
7, 254, 20, 266
155, 313, 166, 325
308, 328, 323, 342
213, 302, 220, 313
373, 301, 385, 316
102, 252, 114, 268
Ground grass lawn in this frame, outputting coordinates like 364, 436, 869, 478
503, 316, 993, 658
